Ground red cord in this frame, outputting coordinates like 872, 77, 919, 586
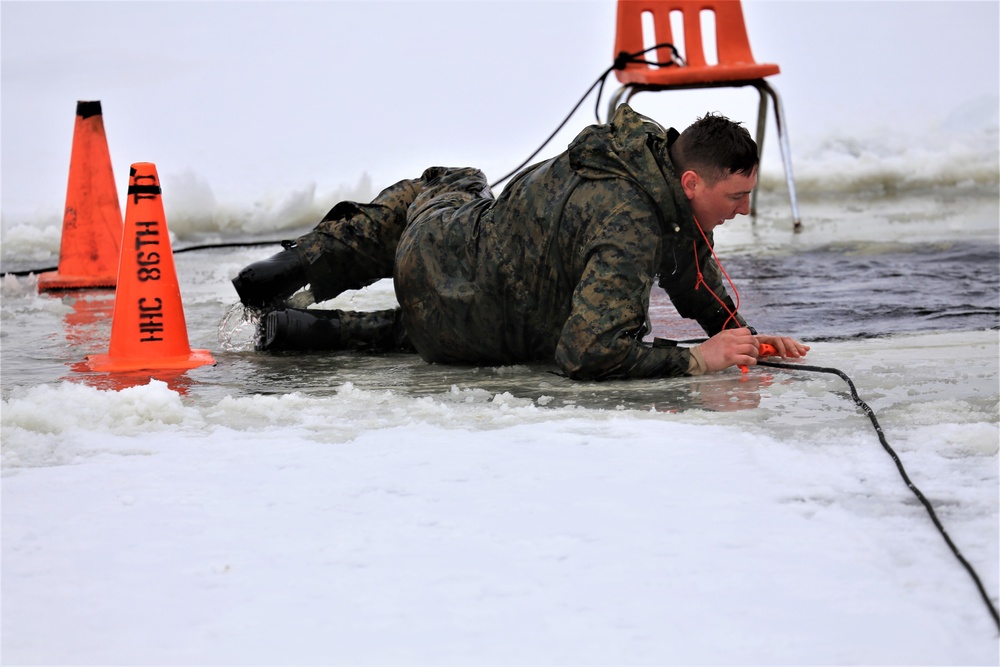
691, 216, 741, 330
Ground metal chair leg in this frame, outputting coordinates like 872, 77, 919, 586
751, 84, 769, 218
759, 80, 802, 228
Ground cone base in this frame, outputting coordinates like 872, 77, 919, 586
84, 349, 215, 373
38, 270, 117, 292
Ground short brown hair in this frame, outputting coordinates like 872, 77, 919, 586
672, 113, 758, 184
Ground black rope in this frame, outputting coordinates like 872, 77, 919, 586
172, 240, 283, 254
758, 358, 1000, 632
489, 42, 683, 189
3, 264, 57, 277
0, 240, 287, 277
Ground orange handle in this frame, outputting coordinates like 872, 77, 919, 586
740, 343, 778, 374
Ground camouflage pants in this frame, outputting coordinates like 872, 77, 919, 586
292, 166, 493, 356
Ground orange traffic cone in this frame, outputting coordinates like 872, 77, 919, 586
38, 101, 124, 291
85, 163, 215, 372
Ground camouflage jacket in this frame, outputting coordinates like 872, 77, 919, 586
394, 104, 748, 380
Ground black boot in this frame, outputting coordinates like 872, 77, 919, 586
257, 308, 343, 352
257, 308, 413, 353
339, 308, 413, 353
232, 247, 307, 309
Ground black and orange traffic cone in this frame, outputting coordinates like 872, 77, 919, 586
85, 163, 215, 372
38, 101, 124, 291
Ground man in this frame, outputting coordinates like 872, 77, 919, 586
232, 104, 808, 380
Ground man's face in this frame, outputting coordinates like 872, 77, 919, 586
684, 169, 757, 233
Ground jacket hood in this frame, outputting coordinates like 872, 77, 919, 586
568, 104, 698, 239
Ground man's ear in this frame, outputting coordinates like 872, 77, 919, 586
680, 170, 701, 200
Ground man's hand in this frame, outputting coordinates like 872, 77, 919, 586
696, 329, 811, 373
755, 334, 810, 359
697, 327, 760, 372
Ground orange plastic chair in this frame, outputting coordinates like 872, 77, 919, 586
608, 0, 800, 227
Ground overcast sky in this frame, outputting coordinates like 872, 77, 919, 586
2, 1, 997, 220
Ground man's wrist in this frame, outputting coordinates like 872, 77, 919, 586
688, 346, 708, 375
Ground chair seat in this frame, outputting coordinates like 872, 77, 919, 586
616, 61, 780, 87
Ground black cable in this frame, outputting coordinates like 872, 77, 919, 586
172, 240, 283, 254
3, 264, 57, 277
758, 358, 1000, 632
489, 42, 683, 189
1, 240, 287, 277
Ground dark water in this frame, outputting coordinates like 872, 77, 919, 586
652, 240, 1000, 342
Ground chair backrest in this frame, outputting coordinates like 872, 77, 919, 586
614, 0, 759, 73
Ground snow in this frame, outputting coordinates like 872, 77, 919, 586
3, 330, 998, 663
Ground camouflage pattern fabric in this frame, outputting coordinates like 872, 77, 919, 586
293, 104, 748, 380
294, 177, 422, 303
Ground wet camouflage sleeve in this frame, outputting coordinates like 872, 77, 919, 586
552, 180, 695, 380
